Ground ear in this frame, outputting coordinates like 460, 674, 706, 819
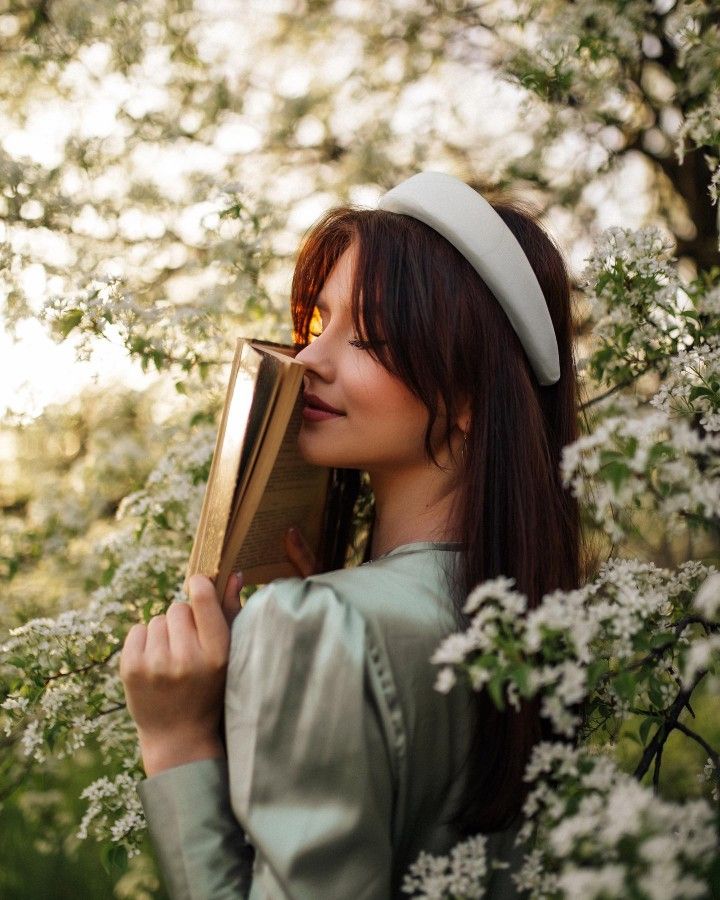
455, 394, 471, 436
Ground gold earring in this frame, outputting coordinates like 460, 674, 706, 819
460, 430, 468, 465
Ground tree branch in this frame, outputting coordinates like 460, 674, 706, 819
634, 670, 707, 781
673, 720, 720, 769
580, 363, 656, 412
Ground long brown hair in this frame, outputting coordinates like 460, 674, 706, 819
289, 187, 591, 835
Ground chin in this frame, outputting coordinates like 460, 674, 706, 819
297, 432, 332, 467
297, 432, 359, 470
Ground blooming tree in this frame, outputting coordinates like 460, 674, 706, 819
2, 0, 720, 897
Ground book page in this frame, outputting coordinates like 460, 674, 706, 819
188, 340, 259, 579
226, 394, 330, 577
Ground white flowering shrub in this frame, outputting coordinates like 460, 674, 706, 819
1, 426, 215, 859
511, 743, 719, 900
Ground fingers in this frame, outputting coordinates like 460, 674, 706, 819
285, 527, 317, 577
120, 578, 230, 682
186, 574, 230, 665
222, 572, 243, 629
120, 622, 147, 681
166, 600, 199, 663
145, 614, 170, 667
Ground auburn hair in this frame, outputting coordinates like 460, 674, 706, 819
289, 187, 592, 835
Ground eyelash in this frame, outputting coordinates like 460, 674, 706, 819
309, 328, 379, 350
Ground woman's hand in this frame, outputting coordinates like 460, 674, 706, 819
120, 572, 243, 777
284, 526, 317, 577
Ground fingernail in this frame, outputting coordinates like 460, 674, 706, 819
288, 527, 301, 546
233, 570, 243, 586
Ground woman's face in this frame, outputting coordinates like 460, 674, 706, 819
295, 242, 455, 473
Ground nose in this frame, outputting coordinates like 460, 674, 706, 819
295, 335, 330, 384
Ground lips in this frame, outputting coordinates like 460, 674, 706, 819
302, 392, 344, 415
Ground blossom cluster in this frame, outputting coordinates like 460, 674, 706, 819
404, 738, 720, 899
433, 558, 719, 740
506, 0, 650, 108
579, 225, 699, 387
513, 742, 719, 900
77, 772, 146, 854
39, 275, 226, 375
559, 406, 720, 544
401, 833, 490, 900
649, 336, 720, 433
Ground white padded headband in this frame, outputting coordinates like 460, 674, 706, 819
377, 171, 561, 386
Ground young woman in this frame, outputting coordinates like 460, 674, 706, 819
120, 171, 586, 899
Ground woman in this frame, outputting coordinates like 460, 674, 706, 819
120, 171, 585, 898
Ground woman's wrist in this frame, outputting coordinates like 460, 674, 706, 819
139, 731, 226, 777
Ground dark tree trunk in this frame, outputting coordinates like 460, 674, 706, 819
655, 146, 720, 271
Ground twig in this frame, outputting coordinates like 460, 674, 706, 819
597, 615, 714, 689
673, 720, 720, 768
580, 363, 655, 412
634, 670, 707, 781
42, 646, 121, 684
652, 737, 664, 792
93, 704, 125, 719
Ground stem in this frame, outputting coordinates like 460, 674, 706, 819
673, 720, 720, 768
597, 615, 715, 689
652, 736, 664, 792
634, 670, 707, 781
42, 646, 121, 684
93, 704, 125, 719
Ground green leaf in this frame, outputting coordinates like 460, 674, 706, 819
513, 662, 534, 696
688, 385, 717, 402
648, 681, 664, 707
587, 658, 609, 689
612, 670, 636, 702
7, 656, 28, 670
648, 632, 674, 650
58, 309, 84, 338
100, 842, 128, 875
639, 716, 660, 746
487, 674, 506, 711
602, 459, 631, 492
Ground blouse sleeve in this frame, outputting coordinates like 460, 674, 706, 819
137, 576, 397, 900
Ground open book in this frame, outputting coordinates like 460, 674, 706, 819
185, 337, 335, 599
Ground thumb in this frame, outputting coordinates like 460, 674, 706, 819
187, 574, 230, 658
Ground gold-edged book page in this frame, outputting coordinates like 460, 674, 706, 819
185, 339, 284, 585
215, 355, 303, 596
221, 343, 297, 545
186, 338, 251, 580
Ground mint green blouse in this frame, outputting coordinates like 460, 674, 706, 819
137, 542, 527, 899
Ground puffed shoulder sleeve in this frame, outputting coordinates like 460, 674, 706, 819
226, 576, 395, 900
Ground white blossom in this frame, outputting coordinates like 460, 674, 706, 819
402, 833, 488, 899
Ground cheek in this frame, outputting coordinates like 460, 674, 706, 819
351, 364, 429, 440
